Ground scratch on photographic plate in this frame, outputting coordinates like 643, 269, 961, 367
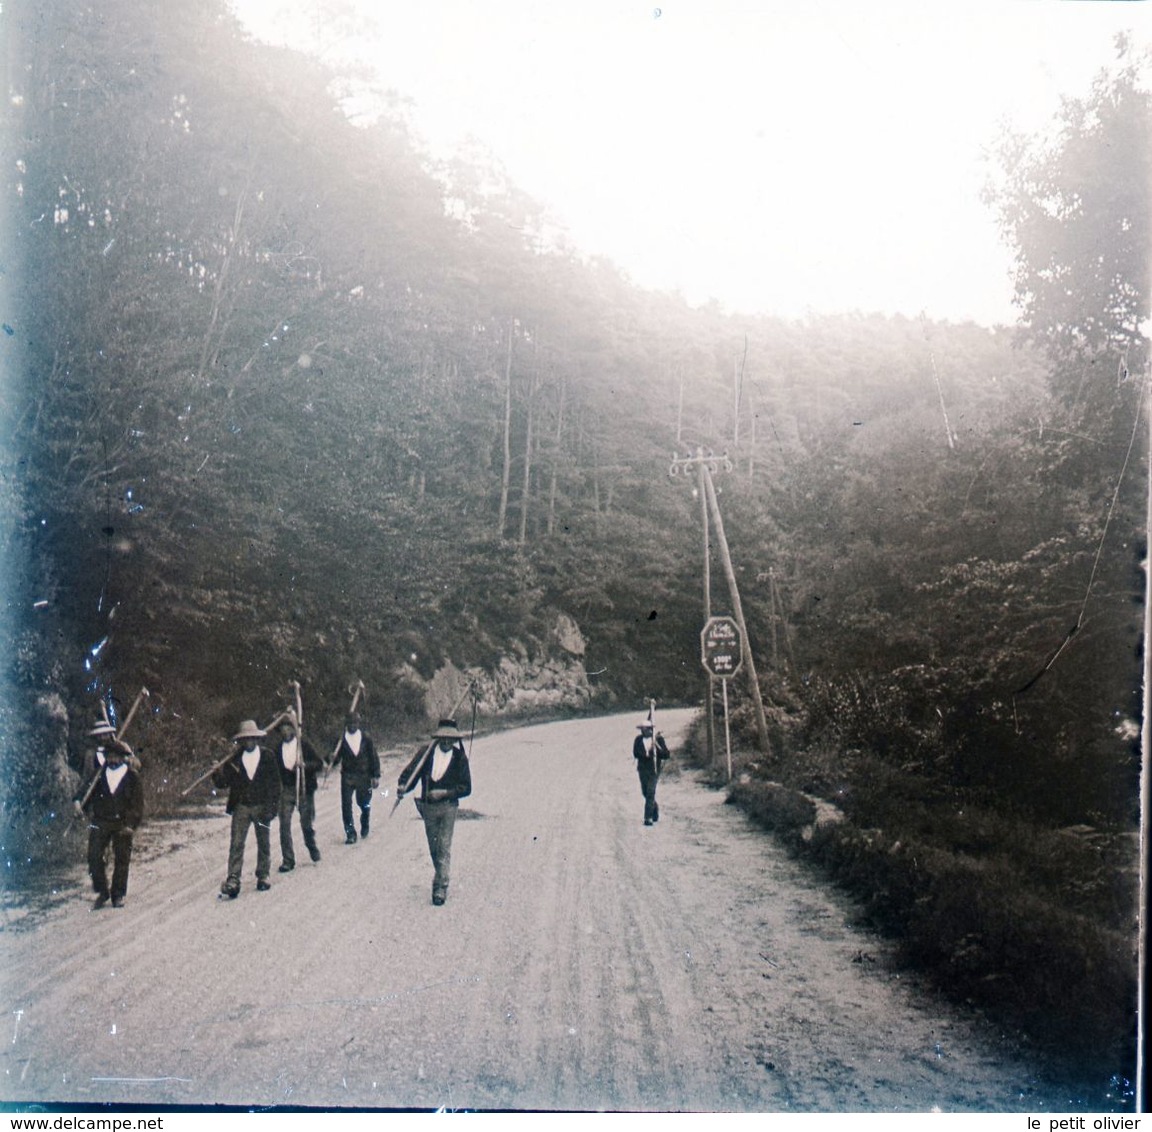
92, 1077, 193, 1084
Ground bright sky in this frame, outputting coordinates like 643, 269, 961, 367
231, 1, 1151, 327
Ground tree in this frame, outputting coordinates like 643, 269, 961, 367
985, 34, 1151, 398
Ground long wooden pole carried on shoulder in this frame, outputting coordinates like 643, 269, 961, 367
75, 686, 151, 814
391, 682, 477, 817
649, 698, 661, 779
323, 680, 364, 786
117, 687, 150, 744
291, 680, 304, 807
180, 709, 290, 796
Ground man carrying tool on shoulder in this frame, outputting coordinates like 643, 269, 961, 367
331, 710, 379, 844
213, 719, 280, 898
273, 714, 323, 871
396, 718, 472, 906
77, 737, 143, 909
633, 708, 671, 827
82, 720, 140, 776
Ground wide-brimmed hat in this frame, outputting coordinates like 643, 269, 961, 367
88, 721, 118, 737
636, 720, 654, 730
105, 738, 133, 757
433, 718, 463, 740
233, 719, 267, 740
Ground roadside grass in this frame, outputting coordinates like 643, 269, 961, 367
682, 724, 1139, 1094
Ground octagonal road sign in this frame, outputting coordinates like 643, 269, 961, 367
701, 615, 743, 678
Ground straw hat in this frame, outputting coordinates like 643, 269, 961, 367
432, 718, 463, 740
233, 719, 267, 740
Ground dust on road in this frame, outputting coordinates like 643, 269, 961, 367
1, 710, 1074, 1111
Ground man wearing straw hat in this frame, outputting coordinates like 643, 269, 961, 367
396, 718, 472, 906
78, 737, 143, 909
212, 719, 281, 898
82, 720, 118, 775
331, 709, 380, 844
633, 716, 671, 827
81, 719, 142, 776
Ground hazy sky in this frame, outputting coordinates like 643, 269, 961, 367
231, 1, 1151, 327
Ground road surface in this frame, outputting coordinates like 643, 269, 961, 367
1, 710, 1074, 1111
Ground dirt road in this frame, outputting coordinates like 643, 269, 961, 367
1, 710, 1076, 1112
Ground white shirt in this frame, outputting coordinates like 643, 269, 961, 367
430, 745, 454, 782
241, 749, 261, 780
104, 764, 128, 793
344, 730, 362, 756
280, 737, 299, 771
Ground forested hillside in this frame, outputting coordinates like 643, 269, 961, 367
1, 0, 1146, 1089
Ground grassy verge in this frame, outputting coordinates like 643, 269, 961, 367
683, 721, 1139, 1099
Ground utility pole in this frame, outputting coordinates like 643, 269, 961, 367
700, 460, 771, 756
699, 459, 716, 765
671, 447, 771, 758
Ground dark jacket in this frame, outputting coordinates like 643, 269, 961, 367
83, 765, 144, 829
331, 731, 379, 785
633, 732, 671, 766
274, 736, 323, 793
398, 741, 472, 805
76, 744, 142, 790
212, 746, 281, 816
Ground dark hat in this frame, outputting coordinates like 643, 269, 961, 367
433, 718, 463, 740
346, 711, 361, 728
233, 719, 267, 740
105, 738, 133, 757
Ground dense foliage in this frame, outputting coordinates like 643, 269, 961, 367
0, 1, 1144, 1094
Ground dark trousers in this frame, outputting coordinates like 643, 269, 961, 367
226, 803, 271, 883
340, 778, 373, 835
416, 798, 458, 898
87, 823, 133, 899
278, 784, 317, 866
637, 761, 661, 823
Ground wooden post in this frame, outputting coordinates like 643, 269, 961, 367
700, 463, 771, 756
721, 678, 733, 783
698, 461, 716, 767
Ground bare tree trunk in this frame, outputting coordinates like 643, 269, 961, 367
547, 375, 566, 536
676, 366, 685, 446
497, 320, 513, 538
518, 354, 538, 548
199, 185, 247, 378
591, 446, 601, 532
733, 336, 748, 447
748, 399, 757, 478
929, 350, 957, 449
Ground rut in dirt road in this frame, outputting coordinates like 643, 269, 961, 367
1, 709, 1073, 1112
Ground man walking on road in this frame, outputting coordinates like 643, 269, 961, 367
77, 738, 143, 909
331, 710, 379, 844
213, 719, 280, 898
397, 718, 472, 906
273, 716, 323, 871
633, 718, 671, 826
83, 719, 142, 774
